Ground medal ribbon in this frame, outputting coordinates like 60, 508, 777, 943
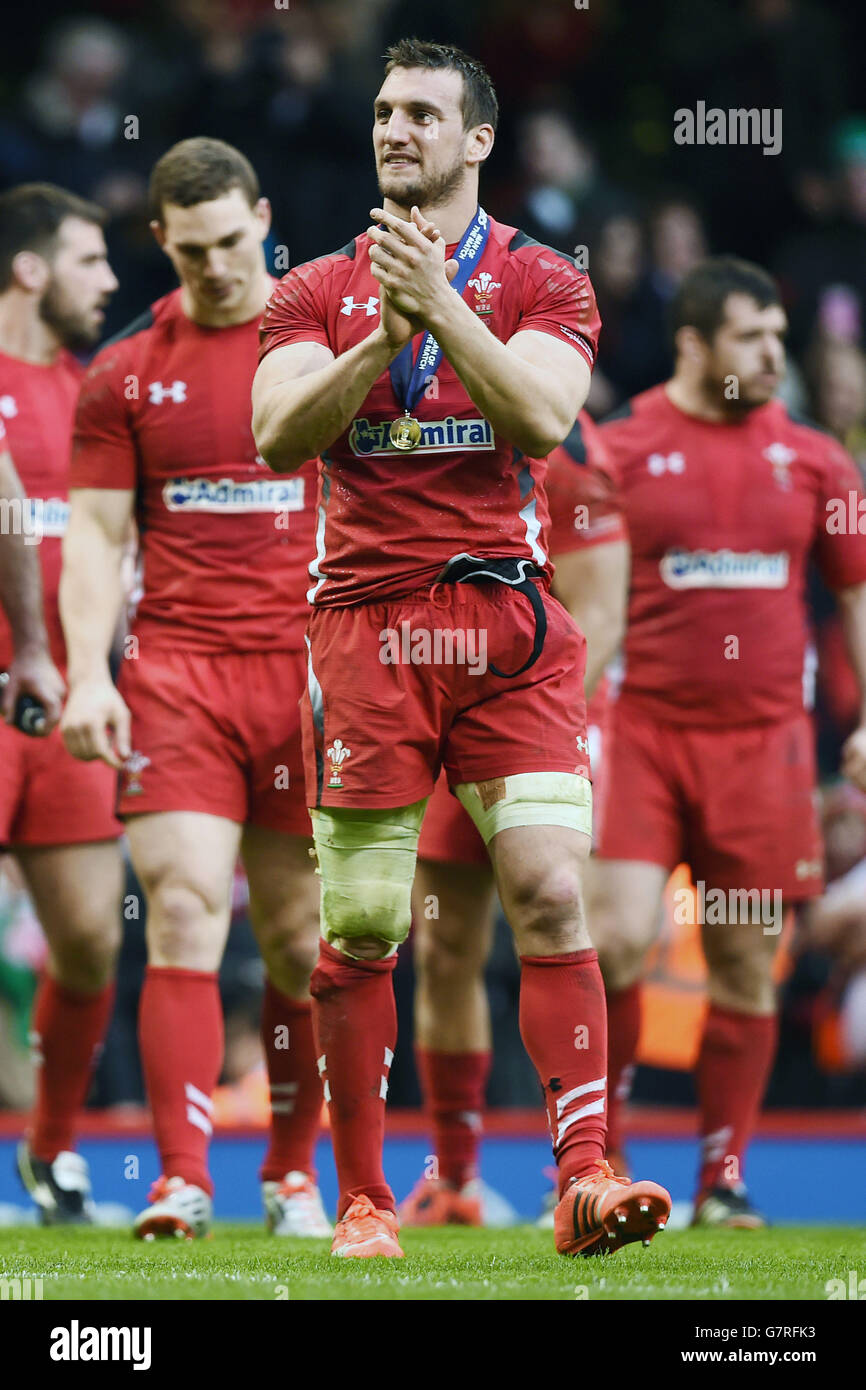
388, 206, 490, 414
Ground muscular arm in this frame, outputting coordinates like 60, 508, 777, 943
0, 446, 65, 726
368, 208, 592, 457
252, 330, 402, 474
426, 302, 591, 458
838, 582, 866, 789
59, 487, 134, 765
551, 539, 630, 697
0, 446, 49, 653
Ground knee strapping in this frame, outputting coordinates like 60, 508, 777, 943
310, 799, 428, 947
455, 771, 592, 843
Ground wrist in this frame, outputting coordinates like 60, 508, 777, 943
11, 632, 49, 657
66, 660, 111, 690
370, 322, 410, 360
420, 283, 463, 336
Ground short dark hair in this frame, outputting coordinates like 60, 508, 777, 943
149, 137, 260, 223
383, 37, 498, 132
0, 183, 105, 291
671, 256, 781, 344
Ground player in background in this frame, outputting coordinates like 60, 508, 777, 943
589, 257, 866, 1225
254, 38, 671, 1258
60, 139, 327, 1240
401, 412, 629, 1225
0, 418, 65, 731
0, 186, 123, 1225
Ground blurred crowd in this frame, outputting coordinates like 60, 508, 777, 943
1, 0, 866, 1112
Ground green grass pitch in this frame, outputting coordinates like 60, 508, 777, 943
2, 1225, 865, 1300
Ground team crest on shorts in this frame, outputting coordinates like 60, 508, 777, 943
123, 751, 151, 796
326, 738, 351, 788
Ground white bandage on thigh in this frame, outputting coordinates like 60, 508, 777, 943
309, 798, 428, 947
455, 771, 592, 844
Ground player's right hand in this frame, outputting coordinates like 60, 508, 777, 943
2, 644, 65, 734
61, 679, 131, 769
377, 285, 419, 353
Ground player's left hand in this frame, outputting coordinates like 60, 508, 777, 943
841, 724, 866, 791
367, 206, 458, 323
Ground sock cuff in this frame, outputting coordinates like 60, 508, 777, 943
707, 1002, 777, 1027
144, 965, 219, 984
39, 976, 115, 1007
318, 940, 397, 975
263, 980, 312, 1013
519, 948, 599, 967
607, 980, 642, 1002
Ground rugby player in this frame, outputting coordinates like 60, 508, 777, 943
253, 38, 671, 1258
589, 257, 866, 1225
0, 418, 65, 731
0, 190, 123, 1223
60, 139, 328, 1240
401, 412, 629, 1225
0, 184, 123, 1224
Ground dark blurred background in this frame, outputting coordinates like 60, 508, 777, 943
1, 0, 866, 1115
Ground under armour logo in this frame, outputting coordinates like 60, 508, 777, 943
148, 380, 187, 405
0, 395, 18, 418
647, 451, 685, 476
340, 296, 379, 317
577, 735, 590, 755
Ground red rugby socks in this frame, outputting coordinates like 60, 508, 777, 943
604, 982, 642, 1156
415, 1046, 491, 1187
29, 975, 115, 1161
696, 1003, 778, 1195
519, 949, 608, 1194
259, 982, 322, 1182
138, 966, 223, 1196
310, 941, 397, 1217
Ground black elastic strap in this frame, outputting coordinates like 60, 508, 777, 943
434, 555, 548, 678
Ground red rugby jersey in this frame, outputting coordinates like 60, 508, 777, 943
0, 348, 83, 671
71, 288, 317, 653
599, 385, 866, 725
546, 409, 626, 729
546, 409, 626, 558
259, 216, 600, 606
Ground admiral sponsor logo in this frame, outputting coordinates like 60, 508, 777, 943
349, 416, 494, 457
27, 497, 69, 538
162, 476, 305, 513
660, 547, 789, 589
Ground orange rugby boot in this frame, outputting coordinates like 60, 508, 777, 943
398, 1176, 484, 1227
331, 1195, 405, 1258
554, 1159, 671, 1257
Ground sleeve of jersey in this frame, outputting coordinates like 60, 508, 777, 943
70, 349, 138, 490
813, 439, 866, 588
258, 261, 332, 363
546, 414, 626, 555
514, 251, 600, 370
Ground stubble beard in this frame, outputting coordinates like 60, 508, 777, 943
38, 277, 100, 351
378, 152, 468, 215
